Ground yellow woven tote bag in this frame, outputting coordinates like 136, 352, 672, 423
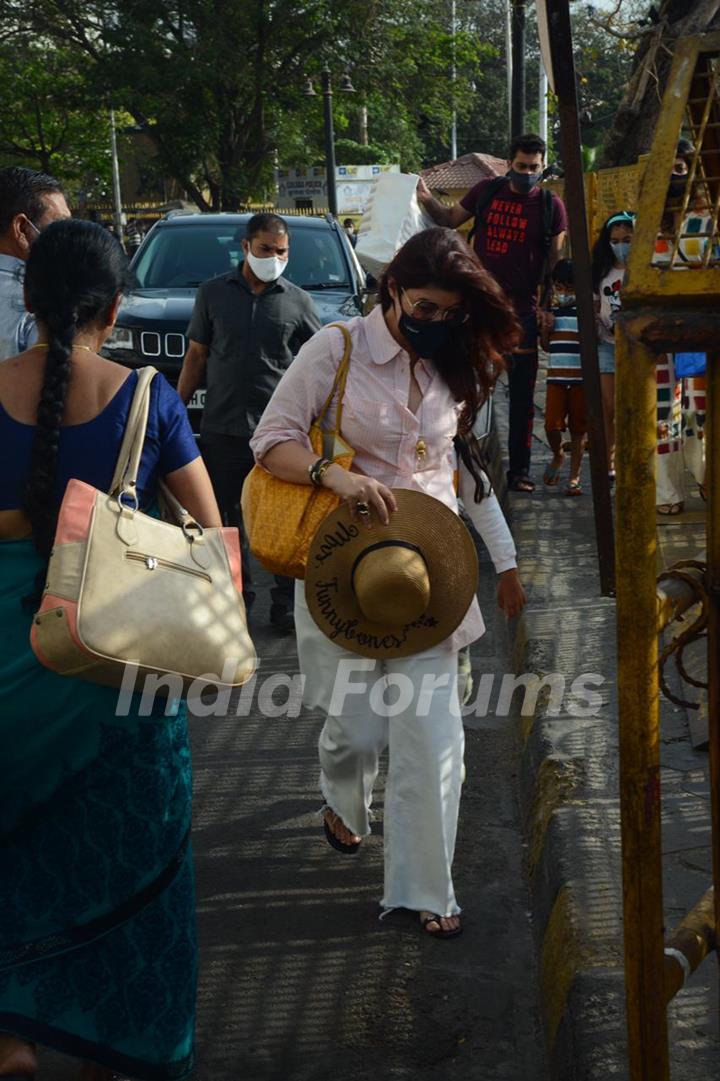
241, 323, 354, 579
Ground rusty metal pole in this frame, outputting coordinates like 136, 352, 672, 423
615, 321, 670, 1081
707, 357, 720, 965
542, 0, 615, 596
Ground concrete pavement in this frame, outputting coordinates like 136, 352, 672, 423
186, 512, 549, 1080
40, 356, 717, 1081
40, 413, 548, 1081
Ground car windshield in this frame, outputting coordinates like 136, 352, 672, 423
132, 220, 352, 290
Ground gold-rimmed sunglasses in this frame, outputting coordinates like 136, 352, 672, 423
400, 288, 469, 327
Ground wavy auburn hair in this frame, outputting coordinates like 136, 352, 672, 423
378, 227, 520, 434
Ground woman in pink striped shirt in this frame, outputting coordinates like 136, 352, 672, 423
251, 228, 525, 938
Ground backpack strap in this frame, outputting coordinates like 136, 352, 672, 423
538, 188, 559, 308
467, 176, 507, 246
541, 188, 555, 258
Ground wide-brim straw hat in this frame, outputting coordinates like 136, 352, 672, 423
305, 489, 478, 659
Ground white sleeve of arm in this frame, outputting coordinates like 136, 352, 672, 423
458, 458, 517, 574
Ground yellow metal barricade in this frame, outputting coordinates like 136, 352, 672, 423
615, 32, 720, 1081
547, 160, 646, 243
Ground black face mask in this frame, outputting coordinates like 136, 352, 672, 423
398, 311, 455, 358
668, 174, 687, 200
508, 168, 542, 194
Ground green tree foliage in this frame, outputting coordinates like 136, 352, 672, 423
260, 1, 494, 176
0, 45, 116, 198
572, 1, 649, 155
1, 0, 494, 204
452, 0, 511, 160
0, 0, 650, 205
592, 0, 720, 167
452, 0, 643, 165
332, 140, 394, 166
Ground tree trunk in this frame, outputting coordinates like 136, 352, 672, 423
598, 0, 720, 168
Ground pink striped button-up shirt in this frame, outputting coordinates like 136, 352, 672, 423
250, 304, 516, 652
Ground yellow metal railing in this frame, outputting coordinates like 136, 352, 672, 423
546, 161, 646, 242
615, 31, 720, 1081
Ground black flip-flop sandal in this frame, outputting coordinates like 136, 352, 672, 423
323, 812, 361, 854
421, 914, 463, 939
509, 475, 535, 493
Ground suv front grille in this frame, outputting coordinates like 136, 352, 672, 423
165, 333, 185, 357
139, 331, 186, 358
140, 331, 161, 357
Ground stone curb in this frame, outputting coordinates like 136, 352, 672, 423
479, 398, 629, 1078
509, 577, 629, 1080
479, 370, 630, 1079
488, 359, 715, 1081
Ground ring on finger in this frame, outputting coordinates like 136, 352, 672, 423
356, 501, 371, 516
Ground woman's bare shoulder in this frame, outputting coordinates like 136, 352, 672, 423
0, 350, 44, 388
0, 351, 135, 425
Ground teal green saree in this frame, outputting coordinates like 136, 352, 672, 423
0, 539, 196, 1079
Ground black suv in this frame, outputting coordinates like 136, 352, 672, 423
103, 212, 366, 429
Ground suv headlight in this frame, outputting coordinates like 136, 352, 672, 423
104, 327, 134, 351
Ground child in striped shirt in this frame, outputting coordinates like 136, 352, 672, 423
540, 259, 587, 496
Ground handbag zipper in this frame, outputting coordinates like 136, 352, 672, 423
126, 551, 212, 583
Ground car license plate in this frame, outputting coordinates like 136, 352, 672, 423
189, 390, 206, 410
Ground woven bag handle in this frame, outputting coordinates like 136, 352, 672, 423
314, 323, 352, 434
109, 366, 157, 496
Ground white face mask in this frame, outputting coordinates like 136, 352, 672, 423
245, 250, 287, 282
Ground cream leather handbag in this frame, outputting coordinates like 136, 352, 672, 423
31, 367, 256, 692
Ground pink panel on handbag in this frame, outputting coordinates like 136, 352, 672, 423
30, 621, 53, 667
222, 528, 243, 595
54, 479, 97, 546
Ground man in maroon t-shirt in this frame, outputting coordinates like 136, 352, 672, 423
418, 133, 568, 491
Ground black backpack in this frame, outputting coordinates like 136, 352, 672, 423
467, 175, 554, 258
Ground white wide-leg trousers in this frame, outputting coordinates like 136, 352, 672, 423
295, 582, 463, 917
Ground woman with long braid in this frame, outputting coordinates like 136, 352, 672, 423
0, 220, 220, 1081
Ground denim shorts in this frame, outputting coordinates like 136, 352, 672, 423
598, 340, 616, 375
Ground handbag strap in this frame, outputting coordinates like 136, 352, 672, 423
315, 323, 352, 432
109, 366, 158, 497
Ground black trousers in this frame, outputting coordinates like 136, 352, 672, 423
506, 313, 540, 482
200, 433, 294, 611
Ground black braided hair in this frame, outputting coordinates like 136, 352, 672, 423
25, 307, 75, 559
23, 219, 131, 561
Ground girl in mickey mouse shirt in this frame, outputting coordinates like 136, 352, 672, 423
591, 210, 636, 484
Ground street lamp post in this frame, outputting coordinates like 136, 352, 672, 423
303, 69, 355, 218
510, 0, 527, 138
321, 69, 338, 217
109, 108, 125, 246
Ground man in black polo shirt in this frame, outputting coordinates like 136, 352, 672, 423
178, 212, 321, 631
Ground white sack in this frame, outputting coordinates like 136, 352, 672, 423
355, 173, 435, 278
